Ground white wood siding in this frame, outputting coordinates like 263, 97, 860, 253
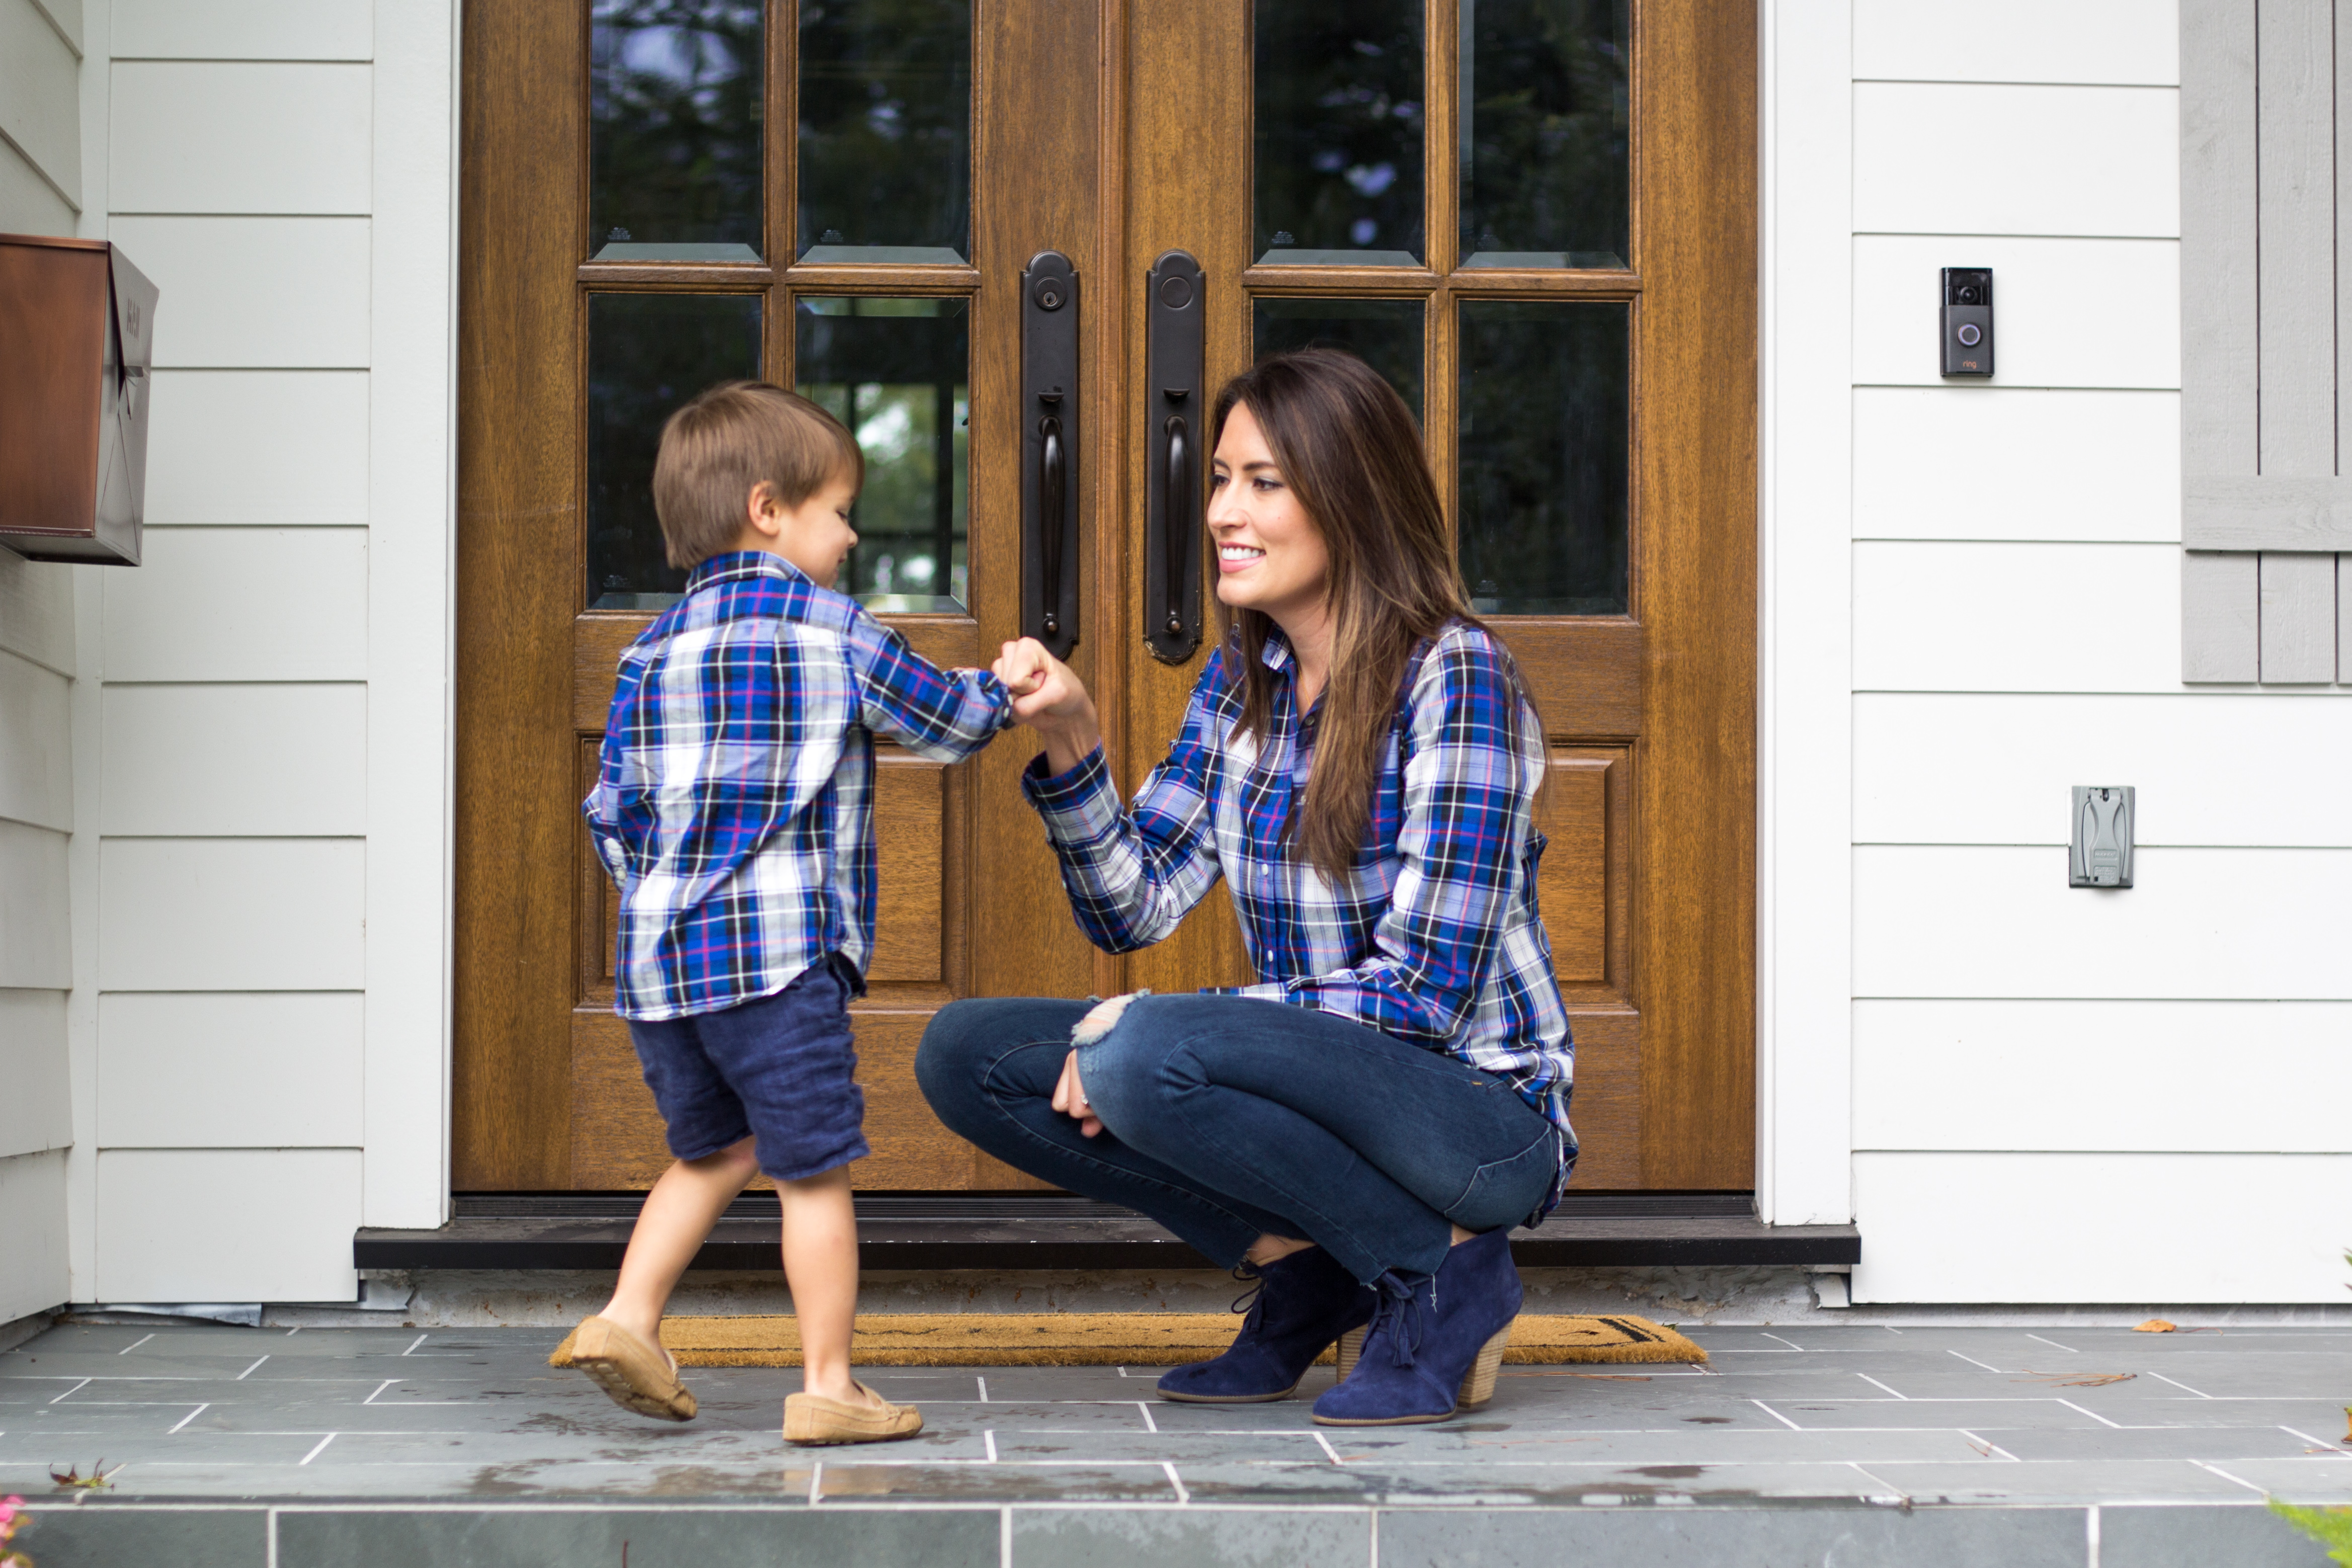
98, 839, 365, 992
1855, 692, 2352, 847
0, 0, 79, 1326
96, 1149, 360, 1303
1854, 84, 2178, 240
0, 989, 69, 1159
1853, 236, 2180, 390
103, 529, 368, 680
58, 1, 462, 1304
0, 0, 81, 213
1854, 0, 2178, 87
1854, 1152, 2352, 1302
0, 1151, 69, 1323
112, 0, 371, 62
143, 372, 371, 525
1773, 0, 2352, 1301
1855, 1000, 2352, 1152
109, 62, 369, 215
98, 993, 363, 1149
107, 218, 371, 370
103, 685, 366, 836
1852, 389, 2180, 543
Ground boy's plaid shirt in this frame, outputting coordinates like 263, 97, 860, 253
585, 551, 1011, 1021
1021, 620, 1577, 1205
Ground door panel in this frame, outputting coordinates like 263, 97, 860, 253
457, 0, 1753, 1195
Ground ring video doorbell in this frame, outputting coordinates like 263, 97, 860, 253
1940, 267, 1992, 377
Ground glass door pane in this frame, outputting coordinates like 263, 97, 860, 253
585, 292, 764, 608
1456, 300, 1628, 614
794, 296, 970, 610
1253, 0, 1425, 267
1459, 0, 1629, 268
1253, 297, 1424, 416
589, 0, 766, 261
797, 0, 974, 263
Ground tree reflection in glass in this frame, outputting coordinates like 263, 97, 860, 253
586, 293, 764, 609
590, 0, 764, 261
796, 298, 970, 611
1460, 0, 1628, 268
797, 0, 973, 263
1252, 299, 1424, 418
1254, 0, 1424, 266
1457, 301, 1627, 616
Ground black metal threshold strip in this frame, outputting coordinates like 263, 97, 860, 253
355, 1192, 1858, 1272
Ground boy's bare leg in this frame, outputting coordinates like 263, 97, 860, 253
598, 1138, 761, 1346
778, 1165, 879, 1406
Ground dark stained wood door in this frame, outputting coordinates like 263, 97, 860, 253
453, 0, 1754, 1195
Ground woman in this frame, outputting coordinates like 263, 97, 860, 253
915, 349, 1573, 1426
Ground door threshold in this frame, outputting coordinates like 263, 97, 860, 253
355, 1193, 1858, 1272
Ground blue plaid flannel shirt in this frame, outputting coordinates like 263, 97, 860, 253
1020, 619, 1577, 1206
585, 551, 1012, 1021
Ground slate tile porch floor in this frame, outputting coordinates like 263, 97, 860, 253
3, 1322, 2349, 1565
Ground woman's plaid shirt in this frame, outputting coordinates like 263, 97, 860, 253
585, 551, 1011, 1021
1021, 620, 1577, 1202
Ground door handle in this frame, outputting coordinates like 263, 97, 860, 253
1145, 250, 1203, 663
1022, 250, 1080, 658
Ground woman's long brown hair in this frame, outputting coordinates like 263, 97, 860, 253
1212, 348, 1537, 882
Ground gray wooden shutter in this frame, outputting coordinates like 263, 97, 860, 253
2180, 0, 2348, 682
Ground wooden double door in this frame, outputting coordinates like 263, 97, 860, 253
453, 0, 1755, 1195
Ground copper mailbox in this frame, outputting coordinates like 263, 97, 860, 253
0, 233, 158, 565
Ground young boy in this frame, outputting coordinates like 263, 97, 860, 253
563, 381, 1012, 1445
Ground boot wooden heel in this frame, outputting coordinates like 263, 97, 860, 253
1335, 1326, 1366, 1379
1456, 1326, 1511, 1409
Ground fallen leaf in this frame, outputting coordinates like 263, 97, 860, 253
2014, 1371, 2137, 1388
47, 1461, 116, 1492
2134, 1319, 2177, 1333
2343, 1406, 2350, 1444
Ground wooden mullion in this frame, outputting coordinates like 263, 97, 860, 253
1446, 270, 1642, 298
576, 263, 775, 289
1426, 0, 1458, 277
780, 263, 985, 293
768, 0, 795, 382
1427, 285, 1458, 557
1240, 265, 1441, 294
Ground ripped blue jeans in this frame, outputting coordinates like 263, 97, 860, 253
915, 993, 1559, 1283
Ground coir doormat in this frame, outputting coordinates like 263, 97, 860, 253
554, 1313, 1705, 1368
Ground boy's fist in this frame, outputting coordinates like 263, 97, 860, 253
993, 639, 1093, 727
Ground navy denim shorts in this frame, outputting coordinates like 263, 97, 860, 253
624, 955, 868, 1183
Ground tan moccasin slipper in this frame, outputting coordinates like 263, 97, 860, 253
784, 1382, 923, 1446
558, 1315, 697, 1422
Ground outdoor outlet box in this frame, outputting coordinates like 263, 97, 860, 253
2069, 786, 2134, 888
1939, 266, 1993, 378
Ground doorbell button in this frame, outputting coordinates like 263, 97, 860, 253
1956, 322, 1981, 347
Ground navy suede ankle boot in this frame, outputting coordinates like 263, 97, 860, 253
1157, 1247, 1376, 1404
1311, 1227, 1523, 1426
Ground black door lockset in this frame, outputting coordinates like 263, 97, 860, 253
1021, 250, 1081, 658
1939, 267, 1992, 377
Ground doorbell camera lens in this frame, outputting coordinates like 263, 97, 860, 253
1954, 283, 1983, 305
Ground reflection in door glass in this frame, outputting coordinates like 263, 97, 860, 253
1457, 301, 1627, 615
587, 293, 764, 609
1252, 298, 1423, 418
796, 298, 970, 611
1254, 0, 1424, 267
798, 0, 972, 264
1459, 0, 1628, 269
589, 1, 765, 262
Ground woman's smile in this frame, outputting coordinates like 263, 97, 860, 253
1218, 541, 1267, 573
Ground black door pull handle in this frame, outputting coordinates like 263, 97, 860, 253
1162, 416, 1187, 637
1040, 415, 1065, 637
1021, 251, 1080, 657
1145, 250, 1203, 662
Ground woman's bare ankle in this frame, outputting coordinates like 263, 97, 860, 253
1244, 1233, 1315, 1268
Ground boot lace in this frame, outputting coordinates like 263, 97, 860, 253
1367, 1273, 1426, 1370
1227, 1263, 1265, 1334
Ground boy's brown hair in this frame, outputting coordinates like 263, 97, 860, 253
652, 381, 863, 569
